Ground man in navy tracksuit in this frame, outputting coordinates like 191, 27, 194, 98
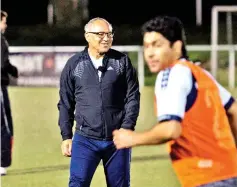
1, 10, 18, 175
58, 17, 140, 187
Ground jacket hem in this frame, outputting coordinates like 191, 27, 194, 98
75, 130, 113, 141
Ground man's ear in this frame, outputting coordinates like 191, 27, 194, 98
172, 40, 182, 57
84, 33, 90, 43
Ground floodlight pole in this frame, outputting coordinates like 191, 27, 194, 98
196, 0, 202, 26
47, 3, 54, 25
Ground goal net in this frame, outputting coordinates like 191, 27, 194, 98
211, 6, 237, 89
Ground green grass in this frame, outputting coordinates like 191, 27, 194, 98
2, 86, 237, 187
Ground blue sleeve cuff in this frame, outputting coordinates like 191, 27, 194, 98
158, 115, 182, 123
224, 97, 235, 111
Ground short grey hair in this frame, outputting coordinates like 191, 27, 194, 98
84, 17, 113, 32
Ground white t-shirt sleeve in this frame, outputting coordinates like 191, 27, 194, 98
155, 64, 193, 122
203, 70, 235, 109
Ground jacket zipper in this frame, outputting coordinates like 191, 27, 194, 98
99, 74, 106, 139
88, 56, 107, 140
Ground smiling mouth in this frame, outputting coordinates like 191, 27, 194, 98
149, 61, 159, 65
101, 43, 110, 47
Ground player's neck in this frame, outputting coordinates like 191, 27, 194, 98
165, 56, 182, 69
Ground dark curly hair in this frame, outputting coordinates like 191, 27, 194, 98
142, 16, 188, 59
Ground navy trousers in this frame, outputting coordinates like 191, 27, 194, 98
1, 86, 13, 167
69, 133, 131, 187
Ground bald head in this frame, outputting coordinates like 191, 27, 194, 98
84, 18, 113, 33
84, 17, 113, 57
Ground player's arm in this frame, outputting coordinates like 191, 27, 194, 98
1, 37, 18, 78
204, 70, 237, 147
134, 66, 191, 146
133, 120, 182, 146
227, 100, 237, 146
217, 83, 237, 146
113, 65, 191, 148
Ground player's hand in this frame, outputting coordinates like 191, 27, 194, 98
61, 139, 72, 157
113, 129, 136, 149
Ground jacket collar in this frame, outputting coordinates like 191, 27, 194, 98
83, 46, 110, 68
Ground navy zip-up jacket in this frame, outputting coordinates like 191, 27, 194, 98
58, 47, 140, 140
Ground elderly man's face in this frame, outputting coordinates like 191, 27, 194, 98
85, 20, 113, 54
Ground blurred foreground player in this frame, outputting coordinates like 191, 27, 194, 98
113, 16, 237, 187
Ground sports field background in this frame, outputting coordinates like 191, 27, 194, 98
2, 86, 237, 187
